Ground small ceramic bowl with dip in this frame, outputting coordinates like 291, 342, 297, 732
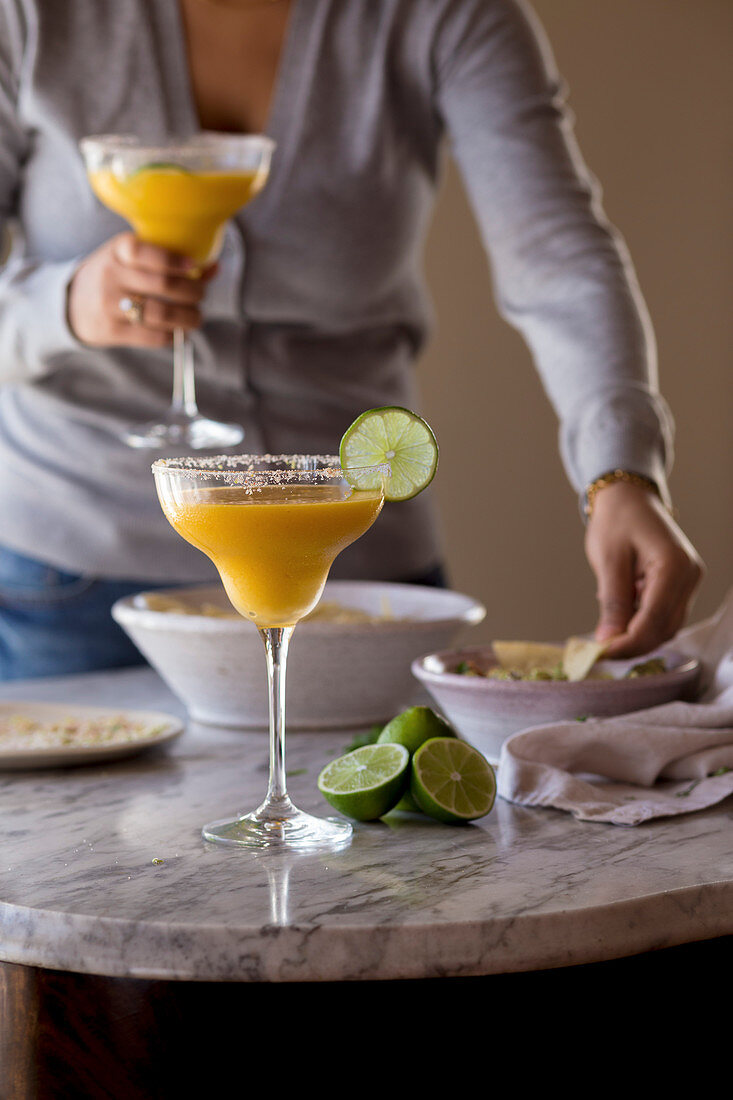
411, 644, 701, 765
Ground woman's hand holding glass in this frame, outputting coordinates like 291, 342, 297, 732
67, 232, 215, 349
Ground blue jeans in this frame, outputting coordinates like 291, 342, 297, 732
0, 545, 448, 682
0, 545, 154, 681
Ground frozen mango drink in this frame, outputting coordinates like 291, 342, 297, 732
80, 133, 274, 450
163, 481, 384, 628
152, 408, 437, 853
88, 164, 264, 265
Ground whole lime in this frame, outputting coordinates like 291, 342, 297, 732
377, 706, 455, 756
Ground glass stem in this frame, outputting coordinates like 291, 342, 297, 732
172, 327, 199, 418
259, 626, 296, 819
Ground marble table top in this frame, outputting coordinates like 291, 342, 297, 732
1, 666, 732, 982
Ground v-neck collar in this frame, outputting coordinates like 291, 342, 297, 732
165, 0, 318, 223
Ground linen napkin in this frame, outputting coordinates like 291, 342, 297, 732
497, 588, 733, 824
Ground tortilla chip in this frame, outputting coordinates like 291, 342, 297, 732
562, 636, 609, 682
492, 641, 566, 675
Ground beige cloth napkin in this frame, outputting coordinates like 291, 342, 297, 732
497, 588, 733, 824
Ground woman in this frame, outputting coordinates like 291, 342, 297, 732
0, 0, 702, 679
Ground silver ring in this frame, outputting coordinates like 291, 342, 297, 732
118, 295, 145, 325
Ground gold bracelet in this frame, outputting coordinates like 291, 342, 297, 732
584, 469, 662, 519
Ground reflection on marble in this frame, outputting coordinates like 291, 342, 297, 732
1, 667, 733, 981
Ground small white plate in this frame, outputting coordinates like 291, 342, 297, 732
0, 701, 184, 770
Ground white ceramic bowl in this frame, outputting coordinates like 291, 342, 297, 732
411, 644, 701, 765
112, 581, 485, 730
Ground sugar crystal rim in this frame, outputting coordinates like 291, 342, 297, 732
151, 454, 390, 482
80, 132, 276, 156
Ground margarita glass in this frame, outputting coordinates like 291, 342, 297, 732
153, 454, 389, 851
80, 133, 274, 450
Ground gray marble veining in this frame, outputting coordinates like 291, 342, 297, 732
1, 668, 732, 981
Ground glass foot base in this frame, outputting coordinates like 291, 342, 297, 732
202, 806, 353, 852
122, 414, 244, 451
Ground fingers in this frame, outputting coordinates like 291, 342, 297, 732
593, 545, 636, 645
113, 233, 197, 277
596, 554, 703, 659
114, 233, 210, 309
585, 481, 705, 659
118, 266, 208, 307
113, 234, 218, 283
106, 321, 174, 349
607, 558, 701, 658
110, 233, 211, 342
68, 233, 216, 348
600, 567, 676, 658
116, 293, 202, 334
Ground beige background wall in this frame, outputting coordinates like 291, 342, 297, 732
418, 0, 732, 644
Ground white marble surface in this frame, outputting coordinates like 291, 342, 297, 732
1, 666, 732, 982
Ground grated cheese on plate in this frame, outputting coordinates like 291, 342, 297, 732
0, 712, 168, 752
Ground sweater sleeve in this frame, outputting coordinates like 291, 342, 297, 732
0, 0, 84, 385
432, 0, 674, 504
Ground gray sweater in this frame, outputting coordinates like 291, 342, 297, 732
0, 0, 673, 582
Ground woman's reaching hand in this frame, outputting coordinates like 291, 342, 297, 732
584, 480, 704, 657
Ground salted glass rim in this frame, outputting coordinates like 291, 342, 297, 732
80, 132, 276, 160
151, 454, 390, 482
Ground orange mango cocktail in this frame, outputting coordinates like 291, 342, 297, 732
161, 483, 385, 628
88, 166, 265, 264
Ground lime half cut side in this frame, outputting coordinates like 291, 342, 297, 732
339, 406, 439, 502
410, 738, 496, 823
317, 743, 410, 821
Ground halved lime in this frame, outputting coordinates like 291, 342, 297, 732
410, 738, 496, 823
339, 406, 438, 502
317, 743, 410, 821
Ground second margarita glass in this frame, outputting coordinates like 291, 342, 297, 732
81, 132, 274, 450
